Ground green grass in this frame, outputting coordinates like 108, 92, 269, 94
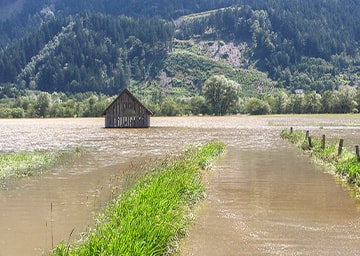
0, 150, 64, 180
52, 142, 225, 256
281, 128, 360, 189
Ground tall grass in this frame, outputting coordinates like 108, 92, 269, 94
281, 128, 360, 190
52, 142, 225, 256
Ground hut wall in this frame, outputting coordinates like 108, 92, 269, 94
104, 91, 150, 128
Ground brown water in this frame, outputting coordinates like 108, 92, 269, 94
0, 115, 360, 255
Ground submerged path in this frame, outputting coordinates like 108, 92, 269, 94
181, 130, 360, 255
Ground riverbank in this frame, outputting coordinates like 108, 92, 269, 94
281, 128, 360, 194
52, 142, 225, 255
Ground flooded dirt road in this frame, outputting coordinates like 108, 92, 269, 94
0, 115, 360, 255
181, 148, 360, 255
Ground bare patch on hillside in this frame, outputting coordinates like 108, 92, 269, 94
199, 40, 250, 68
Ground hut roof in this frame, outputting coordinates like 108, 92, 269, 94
102, 88, 153, 116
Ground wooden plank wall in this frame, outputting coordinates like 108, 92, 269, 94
105, 92, 150, 128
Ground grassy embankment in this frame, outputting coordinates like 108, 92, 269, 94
52, 142, 225, 256
0, 150, 70, 181
281, 128, 360, 191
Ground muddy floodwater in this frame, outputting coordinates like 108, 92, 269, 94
0, 115, 360, 255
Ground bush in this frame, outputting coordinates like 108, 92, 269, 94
243, 98, 270, 115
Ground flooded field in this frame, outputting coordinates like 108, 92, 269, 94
0, 115, 360, 255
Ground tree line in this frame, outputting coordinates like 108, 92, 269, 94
2, 76, 360, 118
0, 89, 110, 118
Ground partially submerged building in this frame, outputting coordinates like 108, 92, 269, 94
102, 89, 153, 128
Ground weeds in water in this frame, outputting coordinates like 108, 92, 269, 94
52, 142, 225, 256
281, 128, 360, 192
0, 151, 58, 179
0, 148, 83, 181
280, 129, 304, 147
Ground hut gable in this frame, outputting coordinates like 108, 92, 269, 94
103, 89, 153, 128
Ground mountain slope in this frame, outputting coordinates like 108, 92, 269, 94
0, 0, 359, 99
0, 0, 241, 47
0, 13, 173, 95
0, 0, 25, 21
174, 2, 360, 91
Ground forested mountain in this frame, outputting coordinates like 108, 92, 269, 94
0, 0, 240, 47
0, 14, 173, 95
0, 0, 360, 117
175, 0, 360, 91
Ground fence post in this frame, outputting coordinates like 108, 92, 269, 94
290, 127, 293, 134
322, 135, 326, 150
356, 145, 360, 162
338, 139, 344, 156
305, 130, 309, 140
308, 136, 313, 148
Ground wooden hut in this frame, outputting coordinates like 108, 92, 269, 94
102, 89, 153, 128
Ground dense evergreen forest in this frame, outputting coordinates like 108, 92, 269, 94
0, 0, 360, 117
0, 14, 173, 94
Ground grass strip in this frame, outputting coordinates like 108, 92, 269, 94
280, 128, 360, 191
0, 150, 65, 180
52, 141, 225, 256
